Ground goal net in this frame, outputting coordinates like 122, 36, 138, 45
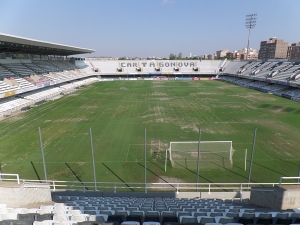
165, 141, 234, 171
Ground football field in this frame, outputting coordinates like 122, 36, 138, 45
1, 80, 300, 185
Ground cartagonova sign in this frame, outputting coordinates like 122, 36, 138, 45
119, 61, 198, 68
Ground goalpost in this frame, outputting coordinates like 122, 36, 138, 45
165, 141, 234, 171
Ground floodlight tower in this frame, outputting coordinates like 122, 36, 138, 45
245, 13, 257, 60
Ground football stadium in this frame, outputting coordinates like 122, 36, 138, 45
1, 31, 300, 224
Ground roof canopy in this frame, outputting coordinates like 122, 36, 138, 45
0, 33, 95, 56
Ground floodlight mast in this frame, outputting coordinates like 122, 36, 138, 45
245, 13, 257, 60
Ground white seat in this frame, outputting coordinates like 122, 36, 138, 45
0, 209, 8, 214
53, 214, 70, 221
22, 208, 39, 213
33, 221, 54, 225
54, 222, 74, 225
37, 209, 52, 214
40, 205, 55, 210
293, 208, 300, 213
0, 213, 18, 220
68, 210, 82, 215
53, 210, 69, 215
8, 208, 24, 213
89, 214, 108, 222
71, 214, 89, 222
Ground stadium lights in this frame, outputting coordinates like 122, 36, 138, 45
245, 13, 257, 60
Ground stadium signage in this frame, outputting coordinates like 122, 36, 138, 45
120, 61, 198, 68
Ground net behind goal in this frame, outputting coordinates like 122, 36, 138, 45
165, 141, 234, 171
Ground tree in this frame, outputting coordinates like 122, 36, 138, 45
178, 52, 182, 59
169, 53, 176, 60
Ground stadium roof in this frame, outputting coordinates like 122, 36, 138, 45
0, 33, 95, 56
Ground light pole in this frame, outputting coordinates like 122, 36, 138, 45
245, 14, 257, 60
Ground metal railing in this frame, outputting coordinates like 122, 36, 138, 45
1, 174, 299, 192
0, 173, 20, 184
2, 178, 279, 192
279, 176, 300, 187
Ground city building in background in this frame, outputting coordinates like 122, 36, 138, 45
287, 42, 300, 59
216, 49, 229, 59
258, 37, 289, 60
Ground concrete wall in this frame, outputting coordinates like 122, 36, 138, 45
250, 186, 300, 210
51, 190, 249, 200
84, 60, 221, 75
0, 183, 51, 207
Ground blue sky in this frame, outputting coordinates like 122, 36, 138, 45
0, 0, 299, 58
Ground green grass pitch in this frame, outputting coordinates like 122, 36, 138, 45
1, 80, 300, 186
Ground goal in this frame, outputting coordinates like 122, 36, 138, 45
165, 141, 234, 171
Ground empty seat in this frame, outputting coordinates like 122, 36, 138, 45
198, 216, 216, 225
275, 217, 293, 225
209, 213, 223, 217
108, 215, 126, 224
18, 213, 36, 225
177, 212, 191, 220
121, 222, 140, 225
144, 216, 160, 223
77, 222, 95, 225
225, 212, 239, 218
237, 217, 254, 225
33, 221, 53, 225
53, 214, 70, 221
192, 213, 206, 218
129, 212, 144, 220
161, 217, 178, 225
126, 216, 142, 224
0, 213, 19, 220
275, 213, 289, 219
0, 220, 27, 225
89, 214, 108, 222
71, 214, 89, 222
21, 209, 38, 214
100, 211, 115, 216
142, 222, 160, 225
162, 222, 180, 225
69, 210, 83, 215
181, 216, 197, 225
145, 212, 159, 217
84, 211, 98, 215
53, 222, 73, 225
217, 217, 235, 224
115, 211, 130, 218
35, 214, 53, 221
256, 218, 273, 225
40, 206, 54, 211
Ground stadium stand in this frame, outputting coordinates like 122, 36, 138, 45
219, 58, 300, 102
1, 196, 300, 225
2, 34, 300, 217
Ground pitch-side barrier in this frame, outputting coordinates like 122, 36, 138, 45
1, 173, 300, 193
